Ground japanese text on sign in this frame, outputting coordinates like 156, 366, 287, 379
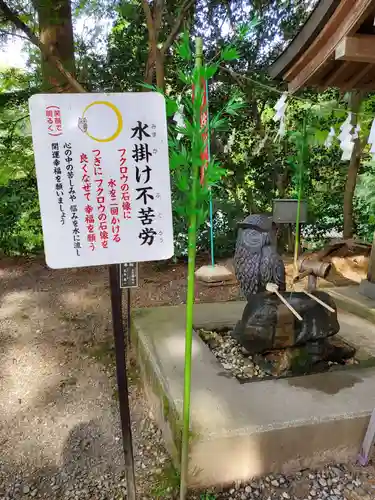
119, 262, 138, 288
29, 93, 173, 269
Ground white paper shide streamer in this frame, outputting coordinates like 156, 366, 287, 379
224, 128, 236, 153
368, 118, 375, 160
352, 124, 361, 140
173, 96, 185, 141
338, 112, 355, 161
324, 127, 336, 148
273, 92, 288, 139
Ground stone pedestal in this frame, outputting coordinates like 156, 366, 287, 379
195, 264, 235, 285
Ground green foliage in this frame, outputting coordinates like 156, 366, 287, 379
165, 33, 244, 233
1, 0, 375, 260
221, 46, 240, 61
0, 176, 43, 255
355, 160, 375, 241
150, 461, 180, 498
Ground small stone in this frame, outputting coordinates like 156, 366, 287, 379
245, 486, 252, 493
282, 493, 290, 499
330, 467, 342, 476
319, 478, 327, 487
30, 489, 37, 497
271, 480, 279, 487
23, 485, 30, 494
310, 489, 317, 497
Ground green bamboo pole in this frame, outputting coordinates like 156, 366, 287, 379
179, 37, 203, 500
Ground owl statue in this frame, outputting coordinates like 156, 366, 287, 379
234, 213, 286, 298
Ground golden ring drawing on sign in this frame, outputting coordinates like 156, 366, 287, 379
78, 101, 123, 143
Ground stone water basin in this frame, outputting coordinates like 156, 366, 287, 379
132, 299, 375, 488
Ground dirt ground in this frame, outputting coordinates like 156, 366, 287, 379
0, 255, 374, 499
0, 255, 241, 500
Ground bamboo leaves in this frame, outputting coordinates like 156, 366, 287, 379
163, 32, 244, 228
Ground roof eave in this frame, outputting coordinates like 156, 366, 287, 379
268, 0, 341, 80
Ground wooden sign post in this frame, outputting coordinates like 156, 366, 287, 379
120, 262, 139, 345
29, 92, 174, 500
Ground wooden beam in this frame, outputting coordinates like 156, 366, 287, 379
284, 0, 358, 82
336, 35, 375, 64
341, 63, 372, 90
287, 0, 375, 92
269, 0, 341, 80
324, 60, 351, 87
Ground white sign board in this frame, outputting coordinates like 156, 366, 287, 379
29, 93, 174, 269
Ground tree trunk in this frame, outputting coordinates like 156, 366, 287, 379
367, 231, 375, 282
142, 0, 165, 90
33, 0, 75, 92
142, 0, 194, 91
144, 48, 165, 90
155, 49, 165, 89
343, 90, 362, 239
144, 48, 155, 85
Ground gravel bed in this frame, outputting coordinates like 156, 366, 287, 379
199, 328, 267, 380
190, 463, 375, 499
198, 329, 358, 381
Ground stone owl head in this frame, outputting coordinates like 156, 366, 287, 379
236, 213, 277, 254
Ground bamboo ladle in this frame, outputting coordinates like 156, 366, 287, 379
266, 282, 303, 321
302, 290, 335, 313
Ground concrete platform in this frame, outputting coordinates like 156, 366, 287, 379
328, 285, 375, 324
132, 301, 375, 488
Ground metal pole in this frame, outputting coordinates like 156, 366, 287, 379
127, 288, 131, 346
108, 264, 136, 500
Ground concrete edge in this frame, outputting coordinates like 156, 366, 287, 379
131, 318, 183, 466
328, 290, 375, 324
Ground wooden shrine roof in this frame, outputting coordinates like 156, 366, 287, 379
269, 0, 375, 92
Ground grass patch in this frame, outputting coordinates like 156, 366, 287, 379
150, 461, 180, 498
